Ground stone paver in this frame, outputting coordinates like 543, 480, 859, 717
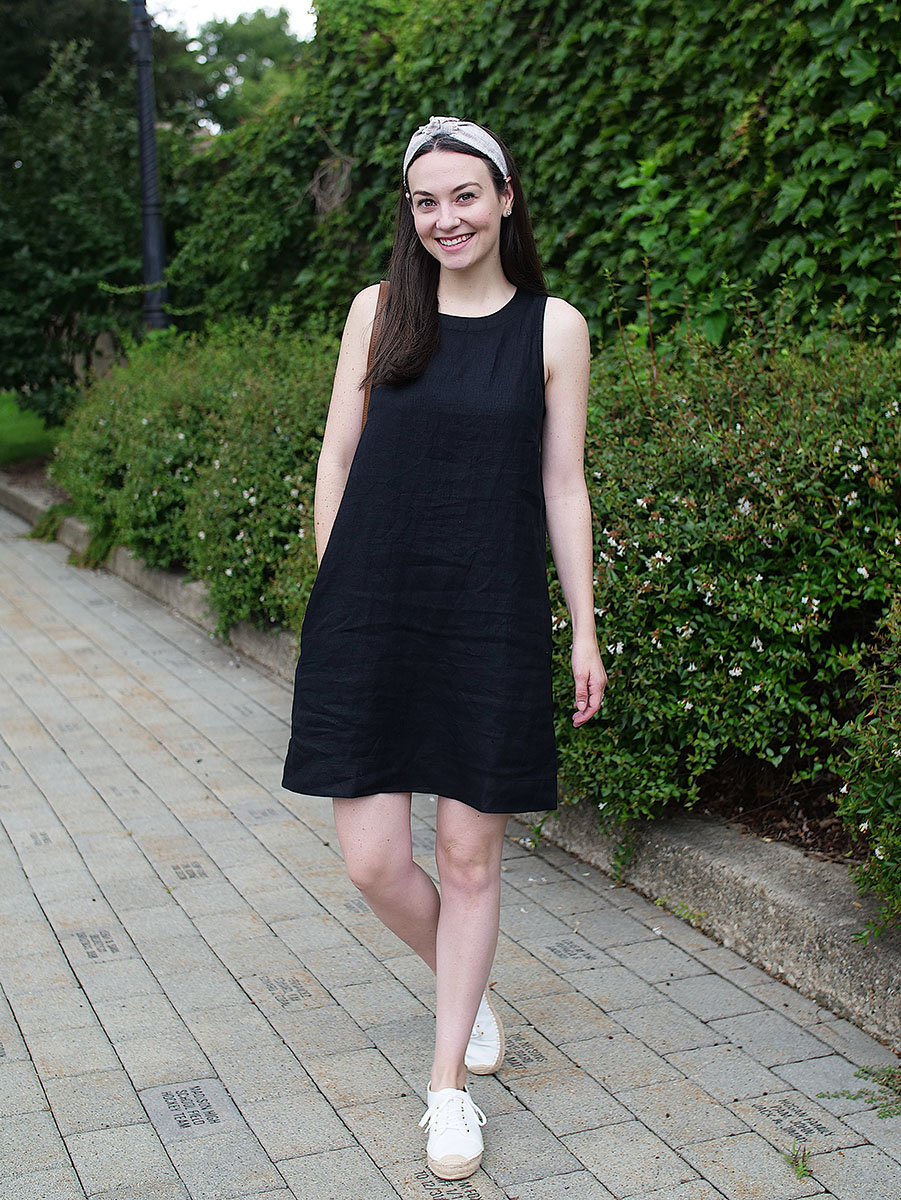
1, 504, 899, 1200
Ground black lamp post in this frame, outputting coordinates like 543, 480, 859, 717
130, 0, 168, 329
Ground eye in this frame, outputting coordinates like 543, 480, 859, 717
415, 197, 436, 209
456, 191, 476, 203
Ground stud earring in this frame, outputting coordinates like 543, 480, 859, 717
503, 209, 512, 217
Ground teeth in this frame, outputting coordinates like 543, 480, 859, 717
438, 234, 472, 246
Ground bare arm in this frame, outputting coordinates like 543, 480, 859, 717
542, 297, 607, 725
314, 284, 382, 563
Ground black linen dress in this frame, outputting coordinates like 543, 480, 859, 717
282, 288, 557, 813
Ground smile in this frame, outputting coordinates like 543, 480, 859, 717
436, 233, 474, 247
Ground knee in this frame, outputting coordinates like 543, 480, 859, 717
435, 838, 498, 895
343, 846, 410, 898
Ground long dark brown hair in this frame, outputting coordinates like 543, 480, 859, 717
366, 125, 546, 389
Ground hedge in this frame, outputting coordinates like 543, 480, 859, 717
165, 0, 901, 345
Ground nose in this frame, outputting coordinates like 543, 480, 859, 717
434, 204, 460, 231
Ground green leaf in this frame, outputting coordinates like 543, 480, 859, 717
841, 47, 880, 86
848, 99, 882, 127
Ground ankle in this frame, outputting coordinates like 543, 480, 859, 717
429, 1069, 467, 1093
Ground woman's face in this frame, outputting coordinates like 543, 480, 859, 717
406, 149, 512, 274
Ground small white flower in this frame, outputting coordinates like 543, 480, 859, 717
225, 568, 232, 576
636, 497, 649, 509
755, 574, 763, 582
606, 642, 624, 655
857, 566, 869, 578
751, 636, 763, 652
790, 622, 803, 633
860, 446, 869, 459
859, 821, 869, 832
687, 662, 698, 672
728, 665, 743, 677
681, 699, 694, 711
197, 530, 206, 540
737, 496, 752, 516
840, 783, 849, 794
874, 846, 885, 861
751, 683, 762, 693
177, 432, 185, 440
141, 417, 149, 425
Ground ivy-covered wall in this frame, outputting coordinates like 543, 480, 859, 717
167, 0, 901, 340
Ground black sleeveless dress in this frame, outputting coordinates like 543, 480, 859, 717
282, 288, 557, 814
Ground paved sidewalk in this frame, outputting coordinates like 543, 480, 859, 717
0, 506, 899, 1200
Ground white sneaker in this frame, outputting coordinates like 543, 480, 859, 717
465, 990, 505, 1075
418, 1085, 487, 1180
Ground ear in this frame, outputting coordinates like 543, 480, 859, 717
502, 177, 514, 212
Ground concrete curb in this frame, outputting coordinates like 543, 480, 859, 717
2, 469, 899, 1051
529, 802, 901, 1050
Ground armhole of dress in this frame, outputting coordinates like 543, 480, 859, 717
539, 293, 550, 415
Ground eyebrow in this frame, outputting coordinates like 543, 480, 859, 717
410, 182, 483, 196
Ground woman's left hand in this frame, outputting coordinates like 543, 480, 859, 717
572, 637, 607, 726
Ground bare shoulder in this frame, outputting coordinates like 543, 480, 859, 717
544, 296, 590, 379
545, 295, 588, 337
345, 282, 383, 336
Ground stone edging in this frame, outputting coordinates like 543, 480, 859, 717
2, 469, 898, 1050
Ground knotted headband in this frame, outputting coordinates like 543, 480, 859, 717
402, 116, 509, 188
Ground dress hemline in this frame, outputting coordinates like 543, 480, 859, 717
280, 769, 558, 815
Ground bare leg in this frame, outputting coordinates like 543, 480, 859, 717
332, 792, 439, 969
430, 798, 508, 1092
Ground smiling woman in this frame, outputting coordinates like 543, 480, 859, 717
280, 114, 606, 1181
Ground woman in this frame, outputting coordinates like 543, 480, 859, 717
283, 115, 606, 1180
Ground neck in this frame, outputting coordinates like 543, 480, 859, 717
437, 267, 515, 317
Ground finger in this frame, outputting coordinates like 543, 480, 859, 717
573, 672, 605, 725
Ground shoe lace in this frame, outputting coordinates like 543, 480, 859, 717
418, 1091, 487, 1135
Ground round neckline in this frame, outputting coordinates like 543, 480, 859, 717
439, 289, 522, 329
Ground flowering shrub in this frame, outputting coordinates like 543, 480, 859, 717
52, 317, 336, 605
181, 325, 334, 634
550, 310, 901, 917
52, 326, 226, 566
834, 594, 901, 939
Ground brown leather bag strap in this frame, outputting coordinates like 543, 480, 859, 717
361, 279, 390, 432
